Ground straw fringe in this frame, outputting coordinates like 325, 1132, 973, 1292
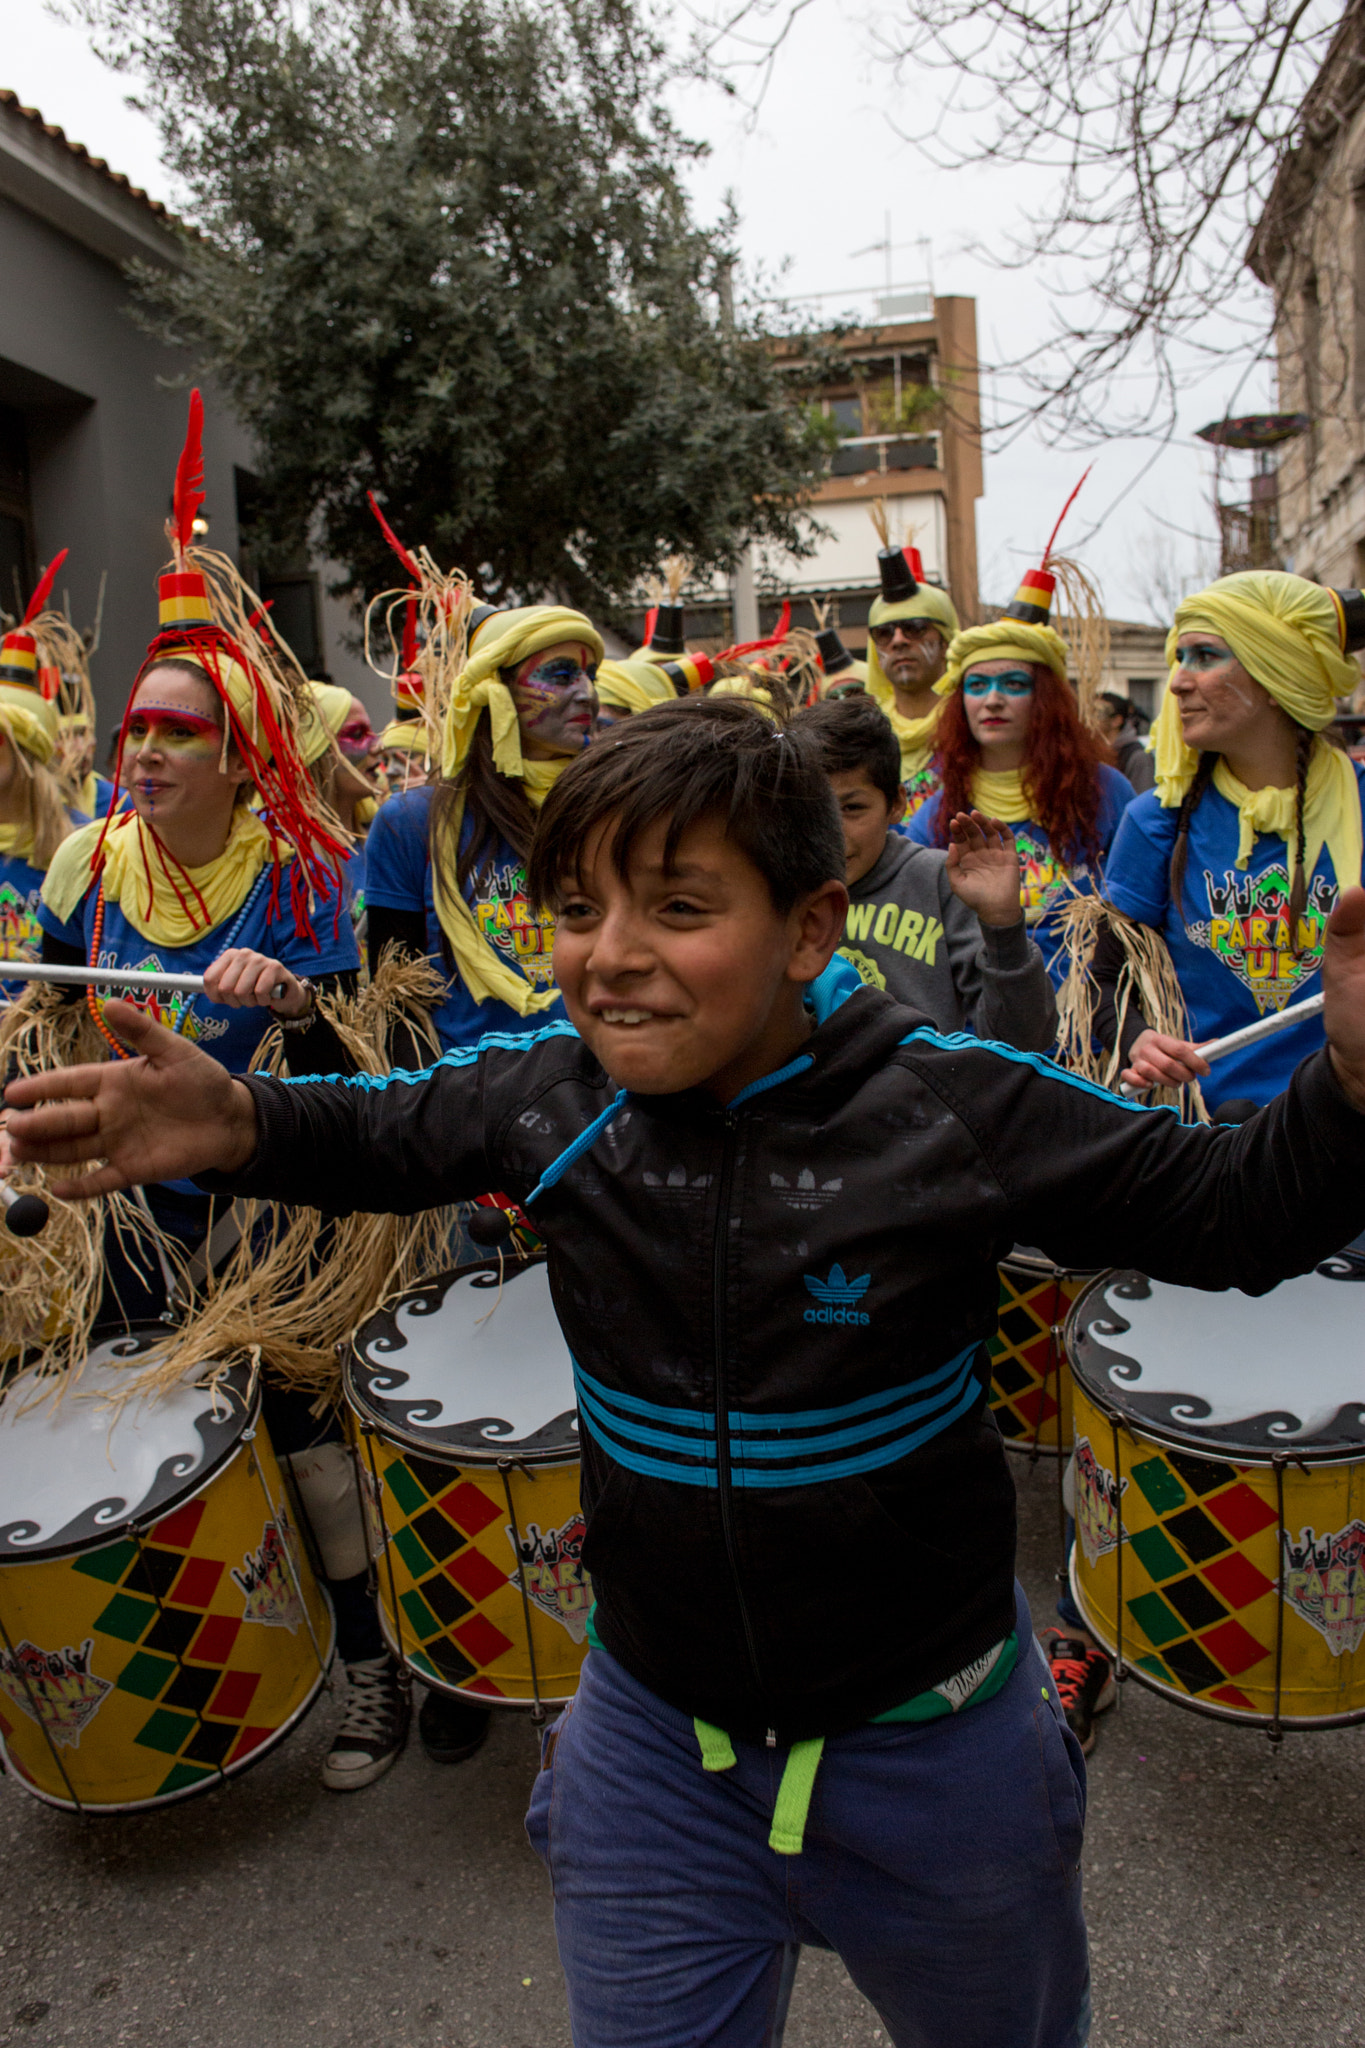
1054, 895, 1209, 1121
1044, 556, 1110, 732
364, 550, 475, 769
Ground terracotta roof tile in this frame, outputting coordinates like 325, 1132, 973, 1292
0, 87, 176, 225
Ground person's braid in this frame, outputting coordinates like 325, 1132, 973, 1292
1169, 750, 1218, 926
1289, 723, 1314, 934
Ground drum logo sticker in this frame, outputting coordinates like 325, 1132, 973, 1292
1074, 1439, 1128, 1567
508, 1515, 591, 1642
233, 1515, 305, 1631
1282, 1521, 1365, 1658
0, 1637, 111, 1748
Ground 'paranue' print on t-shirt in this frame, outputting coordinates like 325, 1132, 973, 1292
93, 947, 231, 1046
1190, 861, 1336, 1015
0, 878, 41, 961
472, 855, 556, 991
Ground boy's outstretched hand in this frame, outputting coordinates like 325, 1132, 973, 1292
944, 811, 1025, 929
4, 1001, 259, 1199
1324, 887, 1365, 1113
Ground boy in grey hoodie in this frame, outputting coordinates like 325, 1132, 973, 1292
793, 694, 1057, 1050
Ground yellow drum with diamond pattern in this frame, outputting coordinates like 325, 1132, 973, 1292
345, 1259, 590, 1706
987, 1250, 1099, 1457
0, 1337, 334, 1810
1067, 1268, 1365, 1726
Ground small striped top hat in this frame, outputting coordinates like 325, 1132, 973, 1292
0, 549, 69, 692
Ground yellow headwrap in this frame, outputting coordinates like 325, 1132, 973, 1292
1149, 569, 1363, 892
938, 618, 1070, 696
43, 806, 287, 946
595, 657, 675, 717
0, 690, 57, 767
707, 676, 779, 718
867, 584, 960, 640
864, 586, 961, 778
380, 720, 431, 754
298, 681, 356, 768
434, 603, 603, 1014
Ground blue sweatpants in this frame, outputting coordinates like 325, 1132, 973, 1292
526, 1585, 1090, 2048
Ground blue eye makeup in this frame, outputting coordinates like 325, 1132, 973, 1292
961, 671, 1034, 697
1177, 644, 1234, 673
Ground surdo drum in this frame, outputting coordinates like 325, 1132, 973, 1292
344, 1258, 591, 1713
1066, 1265, 1365, 1730
0, 1334, 334, 1811
987, 1248, 1100, 1457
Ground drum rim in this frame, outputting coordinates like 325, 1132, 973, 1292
0, 1333, 258, 1564
1065, 1269, 1365, 1467
343, 1255, 579, 1466
1000, 1245, 1104, 1283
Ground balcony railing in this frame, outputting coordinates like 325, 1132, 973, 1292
829, 432, 941, 479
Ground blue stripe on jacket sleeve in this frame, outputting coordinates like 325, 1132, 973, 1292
278, 1016, 582, 1091
896, 1027, 1191, 1122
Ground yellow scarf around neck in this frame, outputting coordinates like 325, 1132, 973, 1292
431, 756, 565, 1014
43, 806, 288, 947
1211, 745, 1362, 895
0, 821, 36, 863
967, 767, 1035, 826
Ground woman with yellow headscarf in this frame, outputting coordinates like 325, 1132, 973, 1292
0, 550, 86, 996
1098, 569, 1365, 1110
364, 599, 603, 1050
595, 654, 676, 729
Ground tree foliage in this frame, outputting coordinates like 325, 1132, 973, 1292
77, 0, 829, 615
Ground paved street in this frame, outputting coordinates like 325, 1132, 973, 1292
2, 1453, 1362, 2048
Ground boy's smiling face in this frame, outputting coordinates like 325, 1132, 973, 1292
552, 812, 847, 1103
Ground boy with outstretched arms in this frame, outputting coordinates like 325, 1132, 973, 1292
13, 696, 1365, 2048
791, 693, 1057, 1049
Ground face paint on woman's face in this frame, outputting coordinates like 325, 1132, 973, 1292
122, 667, 240, 830
511, 648, 596, 758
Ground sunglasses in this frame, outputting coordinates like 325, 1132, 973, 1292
1176, 644, 1235, 673
869, 621, 940, 648
962, 671, 1034, 697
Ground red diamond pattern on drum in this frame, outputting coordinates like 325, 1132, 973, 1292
1207, 1484, 1278, 1544
1201, 1551, 1274, 1611
172, 1556, 225, 1608
446, 1547, 510, 1603
227, 1724, 274, 1766
453, 1613, 515, 1666
440, 1481, 502, 1538
189, 1614, 241, 1664
209, 1670, 261, 1720
151, 1499, 206, 1548
1210, 1683, 1257, 1711
1198, 1617, 1269, 1677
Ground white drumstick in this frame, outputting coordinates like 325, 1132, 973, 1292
1120, 990, 1325, 1098
1, 961, 287, 1000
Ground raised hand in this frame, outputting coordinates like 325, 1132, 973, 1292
1323, 886, 1365, 1112
4, 1001, 259, 1199
944, 810, 1025, 929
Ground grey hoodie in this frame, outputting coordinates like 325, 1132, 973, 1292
841, 831, 1057, 1050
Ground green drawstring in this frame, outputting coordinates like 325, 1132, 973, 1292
693, 1719, 826, 1856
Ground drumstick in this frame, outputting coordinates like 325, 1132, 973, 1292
1119, 990, 1325, 1098
0, 961, 289, 1001
0, 1181, 49, 1236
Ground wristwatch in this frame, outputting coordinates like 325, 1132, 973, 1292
273, 978, 318, 1031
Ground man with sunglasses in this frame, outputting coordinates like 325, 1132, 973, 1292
864, 544, 961, 817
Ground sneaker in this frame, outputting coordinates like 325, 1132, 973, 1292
321, 1655, 410, 1792
418, 1688, 493, 1765
1041, 1630, 1116, 1755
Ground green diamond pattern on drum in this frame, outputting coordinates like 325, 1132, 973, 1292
135, 1707, 196, 1755
399, 1588, 440, 1639
1125, 1590, 1187, 1647
1128, 1526, 1187, 1584
72, 1539, 139, 1585
1129, 1457, 1187, 1515
384, 1461, 429, 1518
115, 1651, 176, 1701
392, 1523, 435, 1579
155, 1761, 217, 1797
94, 1591, 157, 1643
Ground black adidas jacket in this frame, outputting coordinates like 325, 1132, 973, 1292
206, 983, 1365, 1740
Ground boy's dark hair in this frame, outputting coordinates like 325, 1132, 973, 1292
527, 695, 845, 913
789, 694, 903, 808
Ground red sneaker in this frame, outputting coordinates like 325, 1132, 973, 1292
1041, 1630, 1116, 1754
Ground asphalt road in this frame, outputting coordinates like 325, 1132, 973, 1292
2, 1454, 1362, 2048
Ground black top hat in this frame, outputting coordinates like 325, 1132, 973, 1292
1331, 589, 1365, 653
646, 604, 687, 657
877, 546, 919, 607
816, 627, 855, 676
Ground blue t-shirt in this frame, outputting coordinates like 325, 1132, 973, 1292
364, 784, 562, 1049
38, 863, 359, 1077
88, 776, 121, 820
906, 765, 1135, 986
0, 812, 90, 1000
1103, 767, 1365, 1105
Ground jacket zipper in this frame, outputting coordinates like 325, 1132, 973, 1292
713, 1109, 768, 1711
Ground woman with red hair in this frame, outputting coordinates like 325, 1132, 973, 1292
905, 573, 1136, 986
